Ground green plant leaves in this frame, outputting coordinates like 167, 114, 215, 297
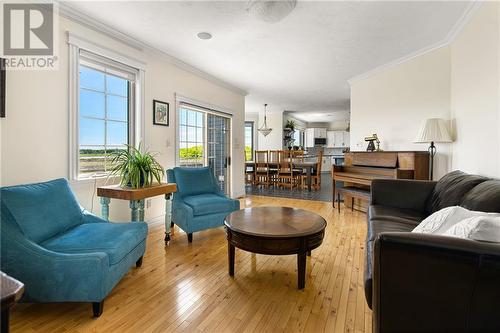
107, 143, 164, 189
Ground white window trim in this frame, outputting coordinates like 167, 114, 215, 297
68, 32, 146, 183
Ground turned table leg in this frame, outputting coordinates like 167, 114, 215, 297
130, 199, 145, 222
100, 197, 111, 221
164, 193, 172, 243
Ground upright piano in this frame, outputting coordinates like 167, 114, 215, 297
332, 151, 430, 212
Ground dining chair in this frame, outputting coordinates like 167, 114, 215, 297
254, 150, 270, 187
268, 150, 279, 186
277, 150, 295, 189
301, 150, 323, 190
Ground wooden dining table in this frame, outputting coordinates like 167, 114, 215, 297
245, 160, 317, 191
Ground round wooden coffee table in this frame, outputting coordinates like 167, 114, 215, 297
224, 207, 327, 289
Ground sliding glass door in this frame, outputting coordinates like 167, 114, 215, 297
207, 114, 230, 194
178, 104, 231, 195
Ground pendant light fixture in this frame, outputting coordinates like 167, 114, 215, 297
258, 103, 273, 137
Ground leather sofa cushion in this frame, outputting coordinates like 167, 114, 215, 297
367, 218, 416, 242
428, 171, 488, 213
461, 180, 500, 213
369, 205, 425, 226
42, 222, 147, 265
172, 167, 218, 197
0, 178, 83, 243
184, 194, 237, 216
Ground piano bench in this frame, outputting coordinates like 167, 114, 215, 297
336, 186, 371, 213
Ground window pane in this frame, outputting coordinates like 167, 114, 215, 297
79, 146, 106, 176
107, 121, 128, 146
196, 112, 203, 127
179, 126, 187, 143
80, 89, 105, 118
187, 111, 196, 126
196, 127, 203, 143
106, 74, 128, 96
80, 118, 105, 145
107, 95, 128, 121
180, 108, 187, 125
80, 66, 104, 91
187, 127, 196, 142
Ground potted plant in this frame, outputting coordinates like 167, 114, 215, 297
108, 144, 164, 188
285, 119, 296, 132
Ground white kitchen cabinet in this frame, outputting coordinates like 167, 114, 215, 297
314, 128, 327, 138
332, 131, 350, 148
326, 131, 335, 147
305, 128, 315, 147
343, 131, 350, 148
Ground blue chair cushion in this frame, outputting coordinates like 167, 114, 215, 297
0, 178, 83, 243
183, 194, 236, 216
42, 222, 148, 266
173, 167, 217, 197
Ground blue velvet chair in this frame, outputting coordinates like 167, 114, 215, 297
166, 167, 240, 243
0, 178, 148, 317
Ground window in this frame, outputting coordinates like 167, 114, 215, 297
178, 107, 205, 167
68, 33, 145, 181
78, 63, 132, 178
245, 122, 254, 161
292, 129, 304, 148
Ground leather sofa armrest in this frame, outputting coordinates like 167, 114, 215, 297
372, 232, 500, 333
371, 179, 436, 212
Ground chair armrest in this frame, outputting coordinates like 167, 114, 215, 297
372, 232, 500, 332
1, 229, 109, 302
371, 179, 436, 212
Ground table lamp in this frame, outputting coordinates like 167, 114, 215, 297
414, 118, 452, 180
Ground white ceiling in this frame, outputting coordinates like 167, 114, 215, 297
65, 1, 471, 114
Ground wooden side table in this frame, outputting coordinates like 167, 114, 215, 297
97, 183, 177, 241
1, 272, 24, 333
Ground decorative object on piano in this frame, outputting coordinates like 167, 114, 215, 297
414, 118, 452, 180
258, 103, 273, 137
364, 134, 381, 152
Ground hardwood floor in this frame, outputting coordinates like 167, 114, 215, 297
10, 196, 371, 333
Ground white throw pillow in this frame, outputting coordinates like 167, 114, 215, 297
412, 206, 500, 237
443, 216, 500, 243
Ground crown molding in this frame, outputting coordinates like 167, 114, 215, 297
348, 1, 483, 86
56, 1, 248, 96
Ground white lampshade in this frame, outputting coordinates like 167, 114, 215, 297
414, 118, 452, 143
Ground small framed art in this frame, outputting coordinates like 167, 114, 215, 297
153, 100, 169, 126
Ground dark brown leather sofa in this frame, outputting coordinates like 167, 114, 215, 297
365, 170, 500, 332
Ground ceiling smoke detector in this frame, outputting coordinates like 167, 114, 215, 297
246, 0, 297, 23
197, 32, 212, 40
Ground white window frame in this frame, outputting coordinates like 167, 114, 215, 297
68, 32, 146, 182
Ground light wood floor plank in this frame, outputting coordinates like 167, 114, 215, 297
10, 195, 372, 332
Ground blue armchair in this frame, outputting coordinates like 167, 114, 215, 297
0, 178, 147, 317
166, 167, 240, 243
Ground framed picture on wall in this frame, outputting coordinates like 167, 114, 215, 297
153, 100, 169, 126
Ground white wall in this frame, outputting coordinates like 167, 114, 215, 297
0, 15, 246, 222
450, 2, 500, 177
256, 109, 283, 150
350, 2, 500, 179
350, 47, 452, 179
